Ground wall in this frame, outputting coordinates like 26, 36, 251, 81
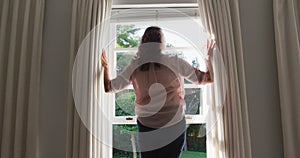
239, 0, 284, 158
40, 0, 72, 158
39, 0, 284, 158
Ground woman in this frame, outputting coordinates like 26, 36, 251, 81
101, 26, 215, 158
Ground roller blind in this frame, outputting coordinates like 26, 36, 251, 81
111, 7, 199, 23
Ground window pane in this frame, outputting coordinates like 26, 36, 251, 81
184, 79, 192, 84
113, 124, 139, 158
185, 88, 202, 115
115, 88, 202, 116
115, 23, 192, 49
115, 89, 136, 116
112, 124, 207, 158
182, 124, 207, 158
116, 52, 136, 75
116, 24, 141, 48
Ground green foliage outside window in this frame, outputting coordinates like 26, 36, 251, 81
115, 90, 135, 116
116, 24, 141, 48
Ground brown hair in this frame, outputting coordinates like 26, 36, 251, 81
141, 26, 163, 44
140, 26, 163, 71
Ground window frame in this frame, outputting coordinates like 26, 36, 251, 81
105, 11, 210, 158
108, 22, 208, 125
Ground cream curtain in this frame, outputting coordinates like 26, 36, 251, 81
66, 0, 112, 158
273, 1, 300, 158
0, 0, 45, 158
198, 0, 252, 158
203, 47, 227, 158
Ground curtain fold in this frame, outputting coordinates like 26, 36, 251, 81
66, 0, 112, 158
203, 47, 227, 158
273, 0, 300, 158
0, 0, 45, 158
198, 0, 252, 158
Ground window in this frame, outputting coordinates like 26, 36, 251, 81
106, 7, 208, 158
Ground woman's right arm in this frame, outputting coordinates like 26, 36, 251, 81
100, 50, 132, 93
101, 50, 112, 92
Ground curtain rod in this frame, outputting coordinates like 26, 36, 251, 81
112, 3, 198, 9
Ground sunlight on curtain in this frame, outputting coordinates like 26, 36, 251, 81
204, 47, 227, 158
67, 0, 112, 158
198, 0, 252, 158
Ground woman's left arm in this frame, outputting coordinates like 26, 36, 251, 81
204, 39, 216, 83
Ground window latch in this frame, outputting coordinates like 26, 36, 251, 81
126, 117, 133, 120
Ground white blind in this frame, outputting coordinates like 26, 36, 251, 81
111, 7, 199, 23
113, 0, 197, 5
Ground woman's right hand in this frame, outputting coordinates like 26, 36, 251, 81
101, 49, 108, 68
101, 49, 112, 92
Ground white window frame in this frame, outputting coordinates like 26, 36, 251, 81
105, 8, 209, 158
108, 22, 208, 124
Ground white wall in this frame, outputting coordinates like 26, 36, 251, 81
39, 0, 284, 158
239, 0, 283, 158
40, 0, 72, 158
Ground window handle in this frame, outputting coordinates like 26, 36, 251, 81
126, 117, 133, 120
186, 116, 192, 119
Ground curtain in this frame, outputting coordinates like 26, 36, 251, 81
203, 48, 227, 158
197, 0, 252, 158
66, 0, 112, 158
0, 0, 45, 158
273, 1, 300, 158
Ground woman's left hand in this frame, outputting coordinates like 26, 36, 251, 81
204, 39, 215, 82
206, 39, 216, 60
